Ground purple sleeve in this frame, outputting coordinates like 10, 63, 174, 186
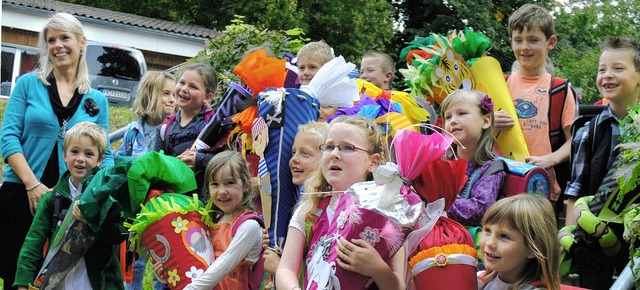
448, 164, 506, 226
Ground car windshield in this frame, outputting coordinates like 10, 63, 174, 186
86, 46, 143, 80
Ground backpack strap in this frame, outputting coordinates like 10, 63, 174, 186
460, 159, 507, 199
204, 108, 214, 122
231, 212, 265, 290
482, 159, 507, 177
548, 76, 569, 149
159, 114, 177, 142
232, 212, 265, 236
589, 113, 602, 154
50, 190, 70, 237
304, 196, 332, 250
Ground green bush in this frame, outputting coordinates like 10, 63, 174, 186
188, 15, 309, 106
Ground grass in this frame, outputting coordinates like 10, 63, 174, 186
0, 100, 134, 183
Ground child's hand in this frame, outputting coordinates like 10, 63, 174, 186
336, 237, 386, 277
177, 149, 197, 169
262, 229, 270, 249
72, 201, 87, 223
263, 248, 281, 275
153, 261, 167, 283
494, 110, 515, 130
525, 154, 555, 169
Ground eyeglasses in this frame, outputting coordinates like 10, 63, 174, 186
319, 144, 373, 155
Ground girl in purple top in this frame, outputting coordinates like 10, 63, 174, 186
441, 90, 506, 226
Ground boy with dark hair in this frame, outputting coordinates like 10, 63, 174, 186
562, 37, 640, 289
495, 3, 577, 208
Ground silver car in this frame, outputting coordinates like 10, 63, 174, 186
86, 40, 147, 106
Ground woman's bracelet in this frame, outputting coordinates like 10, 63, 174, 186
26, 181, 42, 191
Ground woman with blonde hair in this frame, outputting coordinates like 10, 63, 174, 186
0, 12, 113, 287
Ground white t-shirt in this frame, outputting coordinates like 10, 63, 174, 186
183, 213, 263, 290
288, 194, 339, 235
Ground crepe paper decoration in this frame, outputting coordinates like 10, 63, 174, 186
332, 80, 429, 139
126, 152, 198, 216
389, 90, 431, 125
129, 194, 215, 290
471, 56, 529, 161
411, 217, 477, 290
413, 159, 468, 210
232, 49, 288, 97
258, 87, 320, 248
127, 194, 214, 238
393, 129, 453, 181
374, 112, 416, 139
400, 27, 491, 106
399, 35, 439, 65
231, 105, 258, 134
300, 56, 359, 108
356, 78, 388, 100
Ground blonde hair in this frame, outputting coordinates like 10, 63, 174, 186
508, 4, 555, 40
440, 90, 495, 164
296, 121, 329, 146
36, 13, 91, 94
296, 40, 334, 66
482, 194, 561, 290
297, 116, 386, 222
132, 71, 175, 122
63, 121, 107, 159
362, 51, 396, 75
203, 150, 254, 213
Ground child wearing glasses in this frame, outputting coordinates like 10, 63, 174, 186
276, 116, 407, 290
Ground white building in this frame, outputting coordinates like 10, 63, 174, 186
1, 0, 218, 95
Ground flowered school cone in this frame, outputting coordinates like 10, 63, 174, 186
124, 152, 214, 290
131, 194, 215, 290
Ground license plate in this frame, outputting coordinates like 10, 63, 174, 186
101, 89, 130, 100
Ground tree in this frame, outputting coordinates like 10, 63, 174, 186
394, 0, 555, 71
61, 0, 395, 64
553, 0, 640, 104
188, 16, 309, 102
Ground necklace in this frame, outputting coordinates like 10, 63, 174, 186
59, 117, 70, 139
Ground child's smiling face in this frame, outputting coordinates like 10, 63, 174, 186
290, 132, 323, 185
63, 135, 103, 186
208, 165, 246, 214
175, 69, 212, 114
